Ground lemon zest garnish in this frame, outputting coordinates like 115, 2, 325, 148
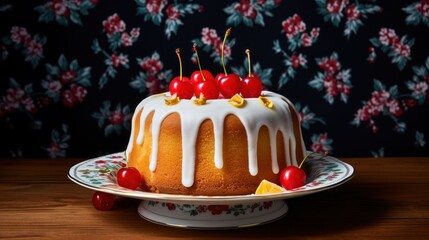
193, 94, 207, 105
255, 179, 285, 195
258, 96, 274, 109
228, 94, 245, 108
164, 94, 180, 106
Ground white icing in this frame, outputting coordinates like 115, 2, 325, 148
126, 91, 306, 188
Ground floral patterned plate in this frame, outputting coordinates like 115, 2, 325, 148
68, 152, 354, 229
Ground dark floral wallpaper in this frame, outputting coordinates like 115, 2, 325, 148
1, 0, 428, 158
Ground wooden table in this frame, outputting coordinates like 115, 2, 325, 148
1, 157, 428, 239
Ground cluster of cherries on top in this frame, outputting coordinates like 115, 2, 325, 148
169, 29, 263, 101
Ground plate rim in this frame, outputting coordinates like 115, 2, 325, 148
68, 152, 355, 204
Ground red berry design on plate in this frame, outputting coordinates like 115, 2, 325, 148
217, 28, 241, 99
241, 49, 262, 98
116, 167, 142, 190
169, 48, 194, 99
92, 191, 116, 211
192, 43, 219, 99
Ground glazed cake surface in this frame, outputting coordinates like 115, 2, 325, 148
126, 91, 306, 195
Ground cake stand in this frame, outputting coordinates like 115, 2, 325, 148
68, 152, 354, 229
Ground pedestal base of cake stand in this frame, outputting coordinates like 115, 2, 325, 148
138, 199, 288, 229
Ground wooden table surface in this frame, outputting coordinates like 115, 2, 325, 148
1, 157, 428, 239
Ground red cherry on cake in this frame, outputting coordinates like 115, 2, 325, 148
241, 76, 263, 98
192, 43, 219, 99
116, 167, 142, 190
279, 166, 306, 190
216, 28, 241, 98
92, 191, 116, 211
169, 77, 194, 99
194, 80, 219, 100
190, 70, 214, 85
241, 49, 262, 98
169, 48, 194, 99
218, 74, 241, 98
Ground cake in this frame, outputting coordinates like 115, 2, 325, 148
125, 91, 307, 196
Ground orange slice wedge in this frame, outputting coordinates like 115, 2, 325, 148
228, 94, 245, 108
164, 94, 180, 106
255, 179, 285, 195
258, 96, 274, 109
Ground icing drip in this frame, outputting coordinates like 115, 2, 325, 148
126, 91, 304, 188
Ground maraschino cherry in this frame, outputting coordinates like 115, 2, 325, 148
216, 28, 241, 99
241, 49, 263, 98
279, 152, 326, 190
169, 48, 194, 99
92, 191, 116, 211
116, 167, 143, 190
192, 43, 219, 99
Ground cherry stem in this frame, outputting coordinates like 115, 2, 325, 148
245, 49, 252, 77
221, 28, 231, 76
175, 48, 183, 81
193, 43, 206, 81
298, 151, 329, 169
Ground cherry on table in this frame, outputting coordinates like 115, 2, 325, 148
92, 191, 116, 211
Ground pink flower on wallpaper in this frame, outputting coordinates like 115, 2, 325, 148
310, 133, 333, 154
45, 81, 62, 94
146, 0, 167, 15
136, 0, 201, 39
352, 80, 407, 134
60, 70, 77, 84
192, 28, 235, 65
48, 0, 70, 17
326, 0, 348, 14
416, 0, 429, 17
369, 28, 414, 70
62, 84, 88, 108
345, 3, 360, 20
378, 28, 399, 46
109, 111, 125, 125
201, 27, 221, 46
35, 0, 97, 26
290, 54, 307, 69
8, 26, 46, 68
273, 14, 319, 89
309, 52, 352, 104
404, 0, 429, 27
224, 0, 282, 27
317, 0, 381, 38
138, 52, 163, 75
103, 13, 126, 37
233, 0, 257, 19
130, 51, 172, 95
282, 14, 306, 40
10, 26, 31, 44
110, 53, 129, 68
92, 101, 132, 136
280, 14, 319, 51
166, 5, 180, 20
